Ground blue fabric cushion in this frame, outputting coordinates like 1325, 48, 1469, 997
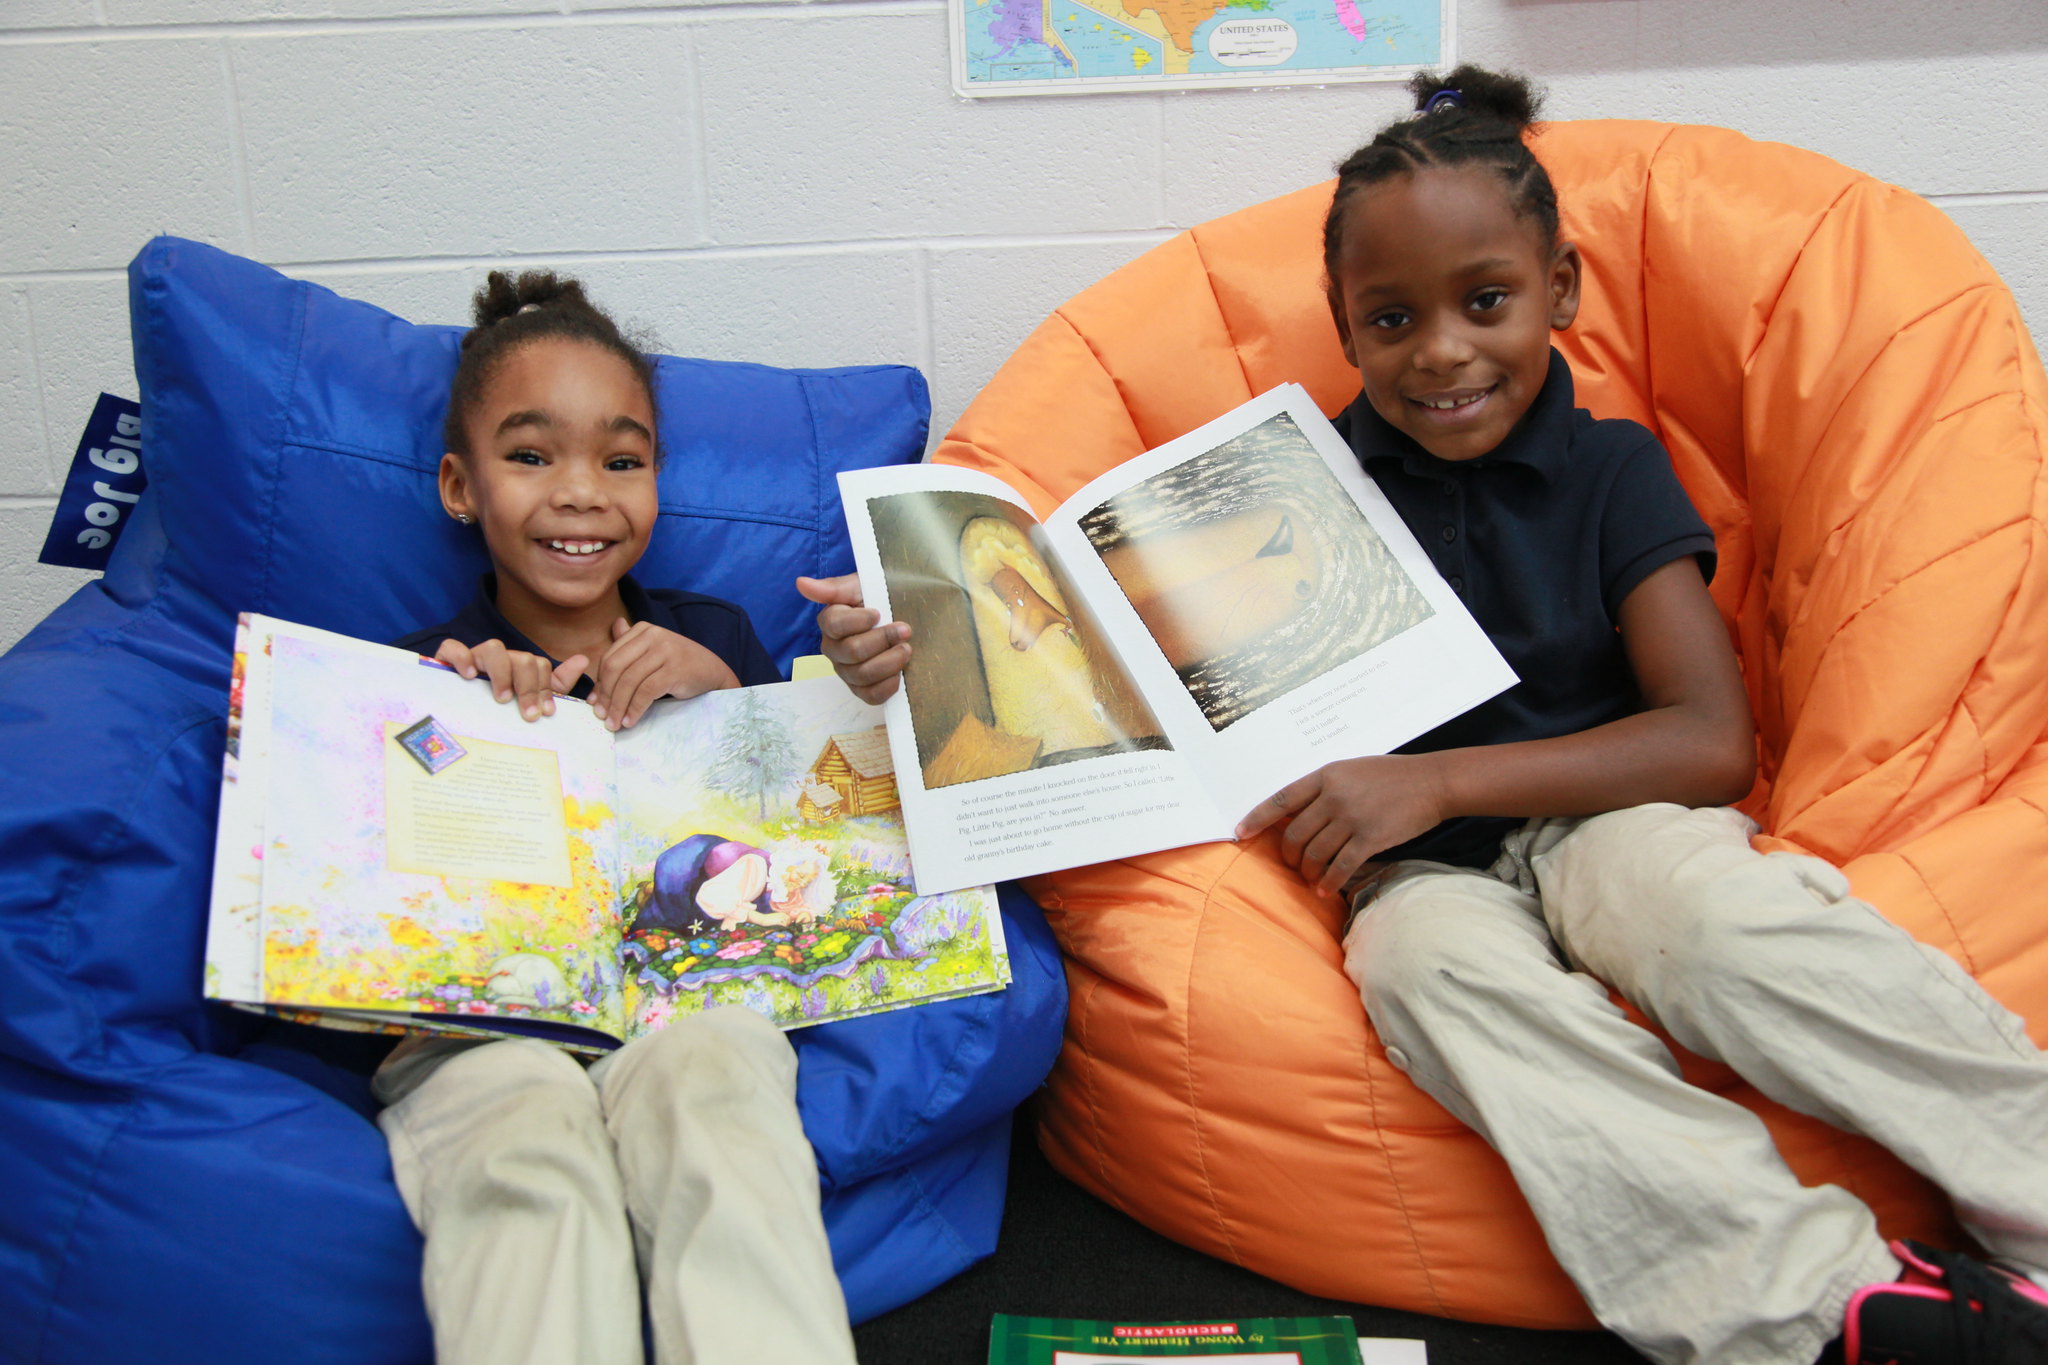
0, 237, 1067, 1365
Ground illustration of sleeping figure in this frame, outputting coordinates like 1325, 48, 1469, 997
631, 834, 835, 937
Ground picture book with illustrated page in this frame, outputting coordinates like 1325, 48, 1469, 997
987, 1315, 1427, 1364
205, 615, 1009, 1051
839, 384, 1517, 895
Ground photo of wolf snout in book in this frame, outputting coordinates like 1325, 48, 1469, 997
836, 385, 1519, 897
864, 490, 1171, 790
1076, 412, 1434, 733
206, 616, 1010, 1052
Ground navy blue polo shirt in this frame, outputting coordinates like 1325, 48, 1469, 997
393, 573, 783, 693
1334, 348, 1717, 867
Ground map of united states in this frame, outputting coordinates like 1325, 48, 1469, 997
961, 0, 1438, 89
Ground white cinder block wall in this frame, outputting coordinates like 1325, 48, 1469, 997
4, 1, 2045, 648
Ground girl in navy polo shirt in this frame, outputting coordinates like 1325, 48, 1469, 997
810, 69, 2048, 1365
375, 272, 857, 1365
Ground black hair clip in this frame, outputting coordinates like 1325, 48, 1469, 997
1423, 88, 1463, 114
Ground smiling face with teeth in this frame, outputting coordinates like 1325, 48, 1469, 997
1326, 164, 1581, 464
439, 336, 660, 642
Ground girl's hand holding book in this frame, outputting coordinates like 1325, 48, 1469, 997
1237, 754, 1452, 898
434, 637, 587, 722
796, 573, 912, 706
589, 619, 740, 731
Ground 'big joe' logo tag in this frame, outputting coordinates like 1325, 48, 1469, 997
39, 393, 146, 571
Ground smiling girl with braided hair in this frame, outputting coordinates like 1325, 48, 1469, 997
810, 67, 2048, 1365
375, 269, 856, 1365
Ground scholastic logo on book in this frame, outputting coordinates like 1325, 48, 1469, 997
1112, 1324, 1238, 1338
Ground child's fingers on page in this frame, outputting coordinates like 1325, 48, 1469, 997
433, 638, 478, 680
843, 675, 902, 705
513, 654, 554, 721
818, 604, 887, 647
588, 630, 646, 722
471, 640, 516, 701
1236, 773, 1318, 840
613, 659, 665, 729
596, 641, 661, 730
551, 655, 588, 696
797, 573, 864, 608
837, 640, 910, 692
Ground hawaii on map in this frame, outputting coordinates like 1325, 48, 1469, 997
952, 0, 1446, 95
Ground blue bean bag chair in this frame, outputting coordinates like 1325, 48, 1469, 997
0, 237, 1067, 1365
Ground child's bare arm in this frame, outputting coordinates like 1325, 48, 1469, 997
1239, 557, 1755, 894
433, 638, 587, 722
796, 573, 912, 705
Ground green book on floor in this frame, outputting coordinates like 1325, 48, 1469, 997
988, 1315, 1364, 1364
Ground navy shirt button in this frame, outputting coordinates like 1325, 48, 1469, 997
1449, 576, 1464, 593
1440, 525, 1457, 543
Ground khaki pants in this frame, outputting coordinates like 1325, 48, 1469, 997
374, 1006, 856, 1365
1344, 803, 2048, 1365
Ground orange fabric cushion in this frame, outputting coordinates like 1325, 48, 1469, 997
933, 120, 2048, 1324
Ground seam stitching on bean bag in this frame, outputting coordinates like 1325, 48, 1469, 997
873, 970, 998, 1178
1047, 307, 1153, 463
797, 372, 827, 575
1182, 225, 1257, 400
256, 279, 313, 615
1631, 123, 1679, 410
899, 1159, 978, 1268
31, 1091, 145, 1365
55, 709, 222, 1065
1891, 846, 1977, 978
1072, 956, 1115, 1197
1736, 176, 1859, 375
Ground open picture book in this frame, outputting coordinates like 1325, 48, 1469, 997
206, 615, 1009, 1051
839, 384, 1517, 895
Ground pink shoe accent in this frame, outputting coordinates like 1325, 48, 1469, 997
1842, 1239, 2048, 1363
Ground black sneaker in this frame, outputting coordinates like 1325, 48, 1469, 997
1843, 1239, 2048, 1364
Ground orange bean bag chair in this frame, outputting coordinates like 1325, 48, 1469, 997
932, 120, 2048, 1326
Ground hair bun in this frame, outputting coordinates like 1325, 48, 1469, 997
470, 269, 595, 332
1407, 64, 1543, 130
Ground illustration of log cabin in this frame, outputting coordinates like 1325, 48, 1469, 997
798, 725, 900, 821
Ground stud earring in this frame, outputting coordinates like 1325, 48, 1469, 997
455, 513, 473, 525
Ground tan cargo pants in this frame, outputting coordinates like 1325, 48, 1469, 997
373, 1005, 857, 1365
1344, 803, 2048, 1365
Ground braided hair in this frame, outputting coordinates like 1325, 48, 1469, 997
1322, 65, 1559, 277
441, 270, 660, 461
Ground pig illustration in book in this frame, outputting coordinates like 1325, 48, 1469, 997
767, 840, 834, 926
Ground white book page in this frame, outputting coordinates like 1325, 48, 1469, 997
1040, 384, 1517, 827
203, 615, 276, 1004
1358, 1341, 1427, 1365
839, 462, 1229, 895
